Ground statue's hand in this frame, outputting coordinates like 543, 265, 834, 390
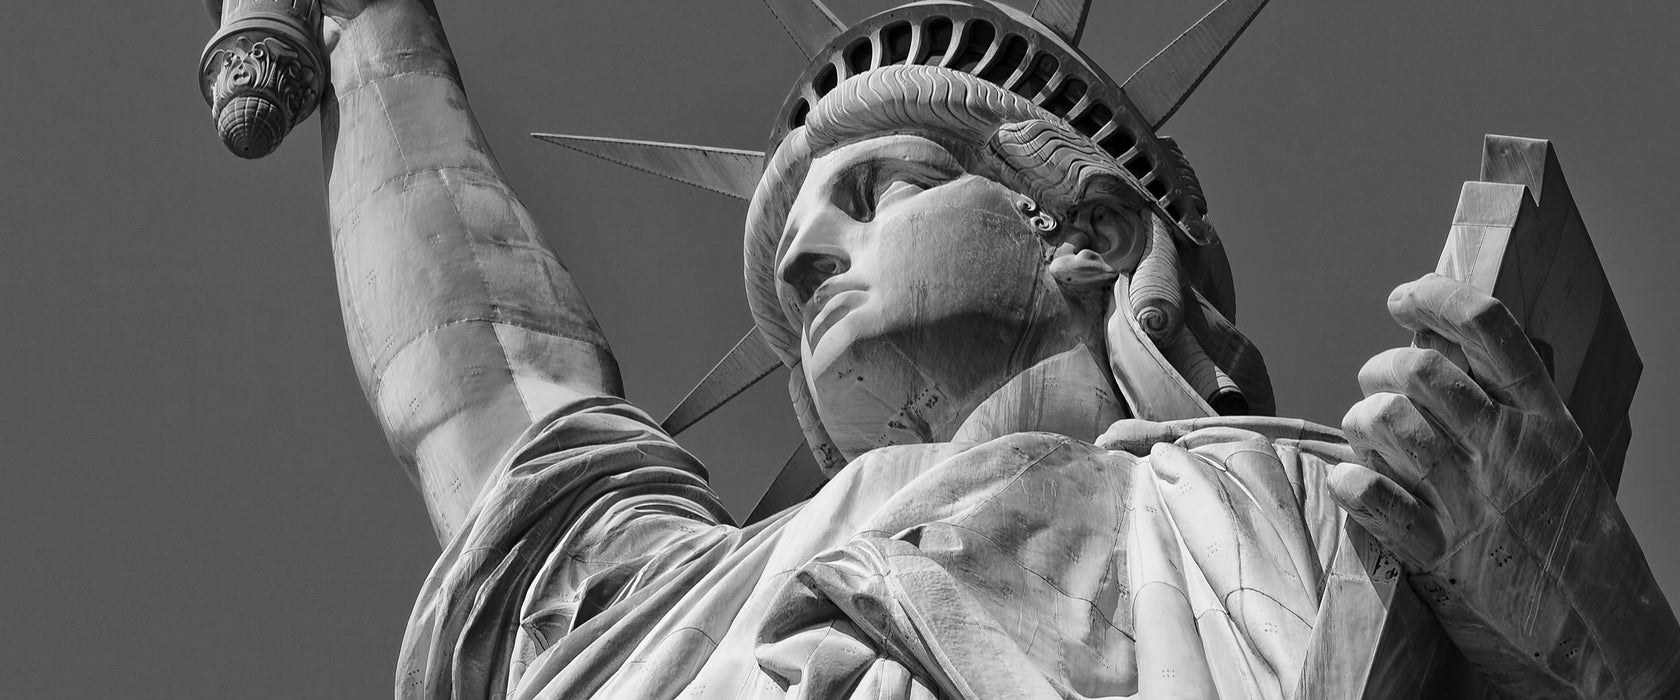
1329, 273, 1590, 573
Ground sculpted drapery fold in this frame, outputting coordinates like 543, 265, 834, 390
397, 395, 1363, 699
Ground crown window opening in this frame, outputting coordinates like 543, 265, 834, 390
1041, 77, 1085, 117
790, 98, 810, 128
846, 38, 874, 75
1166, 201, 1187, 223
1063, 95, 1095, 121
950, 20, 996, 73
1124, 154, 1153, 180
1071, 103, 1111, 138
921, 17, 954, 66
1097, 125, 1137, 158
1145, 178, 1169, 200
883, 22, 914, 65
1012, 53, 1058, 101
814, 64, 838, 96
977, 34, 1029, 85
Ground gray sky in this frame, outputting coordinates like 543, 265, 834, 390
1, 1, 1676, 696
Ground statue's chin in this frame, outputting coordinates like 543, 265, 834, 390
802, 299, 1097, 457
807, 350, 965, 458
811, 337, 1124, 458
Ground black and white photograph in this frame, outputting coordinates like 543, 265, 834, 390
3, 1, 1677, 696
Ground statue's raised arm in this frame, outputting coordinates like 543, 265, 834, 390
319, 0, 623, 540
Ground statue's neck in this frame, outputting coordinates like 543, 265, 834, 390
950, 346, 1124, 444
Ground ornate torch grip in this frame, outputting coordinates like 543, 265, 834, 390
198, 0, 326, 159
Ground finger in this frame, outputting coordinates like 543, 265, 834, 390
1356, 347, 1500, 448
1386, 274, 1558, 411
1410, 328, 1468, 375
1342, 392, 1438, 490
1149, 443, 1313, 687
1326, 462, 1444, 569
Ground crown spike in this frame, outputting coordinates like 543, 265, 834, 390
1029, 0, 1094, 45
532, 134, 766, 200
745, 441, 825, 524
762, 0, 846, 60
661, 327, 784, 436
1121, 0, 1272, 130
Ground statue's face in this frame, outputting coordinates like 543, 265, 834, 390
779, 134, 1082, 456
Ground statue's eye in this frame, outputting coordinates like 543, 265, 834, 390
834, 157, 954, 222
834, 166, 878, 222
874, 178, 926, 211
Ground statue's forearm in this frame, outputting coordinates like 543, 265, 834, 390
1415, 457, 1680, 697
323, 3, 621, 542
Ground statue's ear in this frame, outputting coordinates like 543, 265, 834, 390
1046, 172, 1147, 298
1066, 187, 1146, 274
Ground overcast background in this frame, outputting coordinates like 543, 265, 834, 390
1, 1, 1676, 696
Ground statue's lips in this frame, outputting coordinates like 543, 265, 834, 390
805, 286, 868, 350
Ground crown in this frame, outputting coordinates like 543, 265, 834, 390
768, 0, 1242, 248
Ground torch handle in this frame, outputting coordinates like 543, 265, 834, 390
198, 0, 326, 159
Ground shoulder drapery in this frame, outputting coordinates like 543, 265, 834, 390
399, 399, 1384, 699
396, 396, 734, 698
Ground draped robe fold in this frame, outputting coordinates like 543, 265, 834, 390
398, 396, 1376, 699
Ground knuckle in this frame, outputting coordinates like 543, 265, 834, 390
1463, 293, 1512, 331
1341, 399, 1379, 438
1388, 280, 1424, 315
1359, 347, 1427, 395
1388, 347, 1427, 379
1400, 348, 1451, 393
1336, 476, 1372, 504
1371, 392, 1412, 424
1343, 392, 1409, 440
1356, 351, 1397, 393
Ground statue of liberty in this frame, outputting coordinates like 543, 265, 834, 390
196, 0, 1680, 696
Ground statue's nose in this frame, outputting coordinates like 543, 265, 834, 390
779, 221, 852, 305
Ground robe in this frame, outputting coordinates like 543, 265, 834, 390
396, 395, 1410, 699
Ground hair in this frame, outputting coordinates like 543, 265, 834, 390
744, 65, 1270, 475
